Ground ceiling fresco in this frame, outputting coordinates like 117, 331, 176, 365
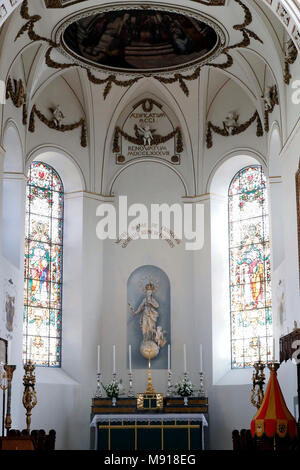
62, 9, 221, 73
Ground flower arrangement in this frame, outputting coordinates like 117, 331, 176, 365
175, 376, 194, 397
101, 379, 124, 398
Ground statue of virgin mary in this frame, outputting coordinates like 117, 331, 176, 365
129, 281, 167, 359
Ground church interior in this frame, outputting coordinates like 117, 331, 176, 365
0, 0, 300, 452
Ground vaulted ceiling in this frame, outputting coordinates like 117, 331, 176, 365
0, 0, 299, 195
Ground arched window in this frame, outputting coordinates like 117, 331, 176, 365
229, 166, 272, 368
23, 162, 63, 367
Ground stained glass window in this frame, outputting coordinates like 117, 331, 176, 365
229, 166, 272, 368
23, 162, 63, 367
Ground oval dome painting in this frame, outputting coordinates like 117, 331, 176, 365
62, 9, 222, 73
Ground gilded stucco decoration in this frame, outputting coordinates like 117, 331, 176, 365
206, 110, 263, 148
15, 0, 263, 98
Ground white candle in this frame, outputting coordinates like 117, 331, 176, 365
183, 344, 187, 373
97, 345, 101, 374
168, 345, 171, 372
113, 345, 116, 374
29, 338, 33, 362
273, 337, 275, 362
129, 345, 132, 373
199, 344, 203, 373
258, 336, 261, 362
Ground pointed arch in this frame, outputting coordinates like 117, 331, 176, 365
101, 78, 196, 196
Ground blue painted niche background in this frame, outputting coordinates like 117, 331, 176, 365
127, 265, 170, 370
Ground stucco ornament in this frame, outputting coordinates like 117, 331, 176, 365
51, 105, 64, 127
137, 125, 154, 146
223, 111, 239, 135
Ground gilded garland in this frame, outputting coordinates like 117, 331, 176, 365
16, 0, 263, 99
206, 110, 263, 148
86, 70, 141, 101
263, 85, 279, 133
29, 104, 87, 147
113, 126, 183, 154
284, 40, 298, 85
154, 0, 263, 96
15, 0, 56, 47
16, 0, 143, 99
6, 77, 27, 125
113, 98, 183, 165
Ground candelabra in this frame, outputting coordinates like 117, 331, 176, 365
251, 361, 266, 409
95, 372, 103, 398
0, 363, 8, 437
22, 361, 37, 432
0, 363, 8, 392
167, 370, 173, 397
128, 371, 134, 398
198, 371, 205, 397
4, 365, 16, 433
111, 372, 118, 407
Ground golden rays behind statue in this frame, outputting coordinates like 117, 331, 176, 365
140, 340, 160, 360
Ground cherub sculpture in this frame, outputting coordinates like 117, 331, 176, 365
51, 105, 64, 127
263, 86, 278, 111
223, 111, 239, 135
137, 124, 153, 146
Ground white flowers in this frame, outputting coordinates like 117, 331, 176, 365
101, 379, 124, 398
175, 376, 194, 397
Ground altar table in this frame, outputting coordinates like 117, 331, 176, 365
90, 414, 208, 451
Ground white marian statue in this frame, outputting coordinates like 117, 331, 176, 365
129, 281, 167, 359
137, 124, 153, 146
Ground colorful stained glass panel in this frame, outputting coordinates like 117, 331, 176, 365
23, 162, 63, 367
229, 166, 272, 368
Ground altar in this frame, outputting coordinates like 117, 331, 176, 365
90, 397, 208, 451
91, 297, 209, 451
90, 413, 207, 451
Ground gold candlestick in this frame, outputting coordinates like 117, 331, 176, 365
145, 354, 156, 394
137, 353, 163, 410
22, 362, 37, 432
3, 365, 16, 433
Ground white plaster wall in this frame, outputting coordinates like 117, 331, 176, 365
2, 135, 300, 450
0, 124, 26, 436
100, 162, 197, 393
274, 127, 300, 422
0, 1, 299, 447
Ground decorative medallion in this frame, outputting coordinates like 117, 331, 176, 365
58, 6, 226, 75
113, 98, 183, 165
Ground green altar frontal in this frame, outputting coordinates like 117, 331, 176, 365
90, 398, 208, 451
